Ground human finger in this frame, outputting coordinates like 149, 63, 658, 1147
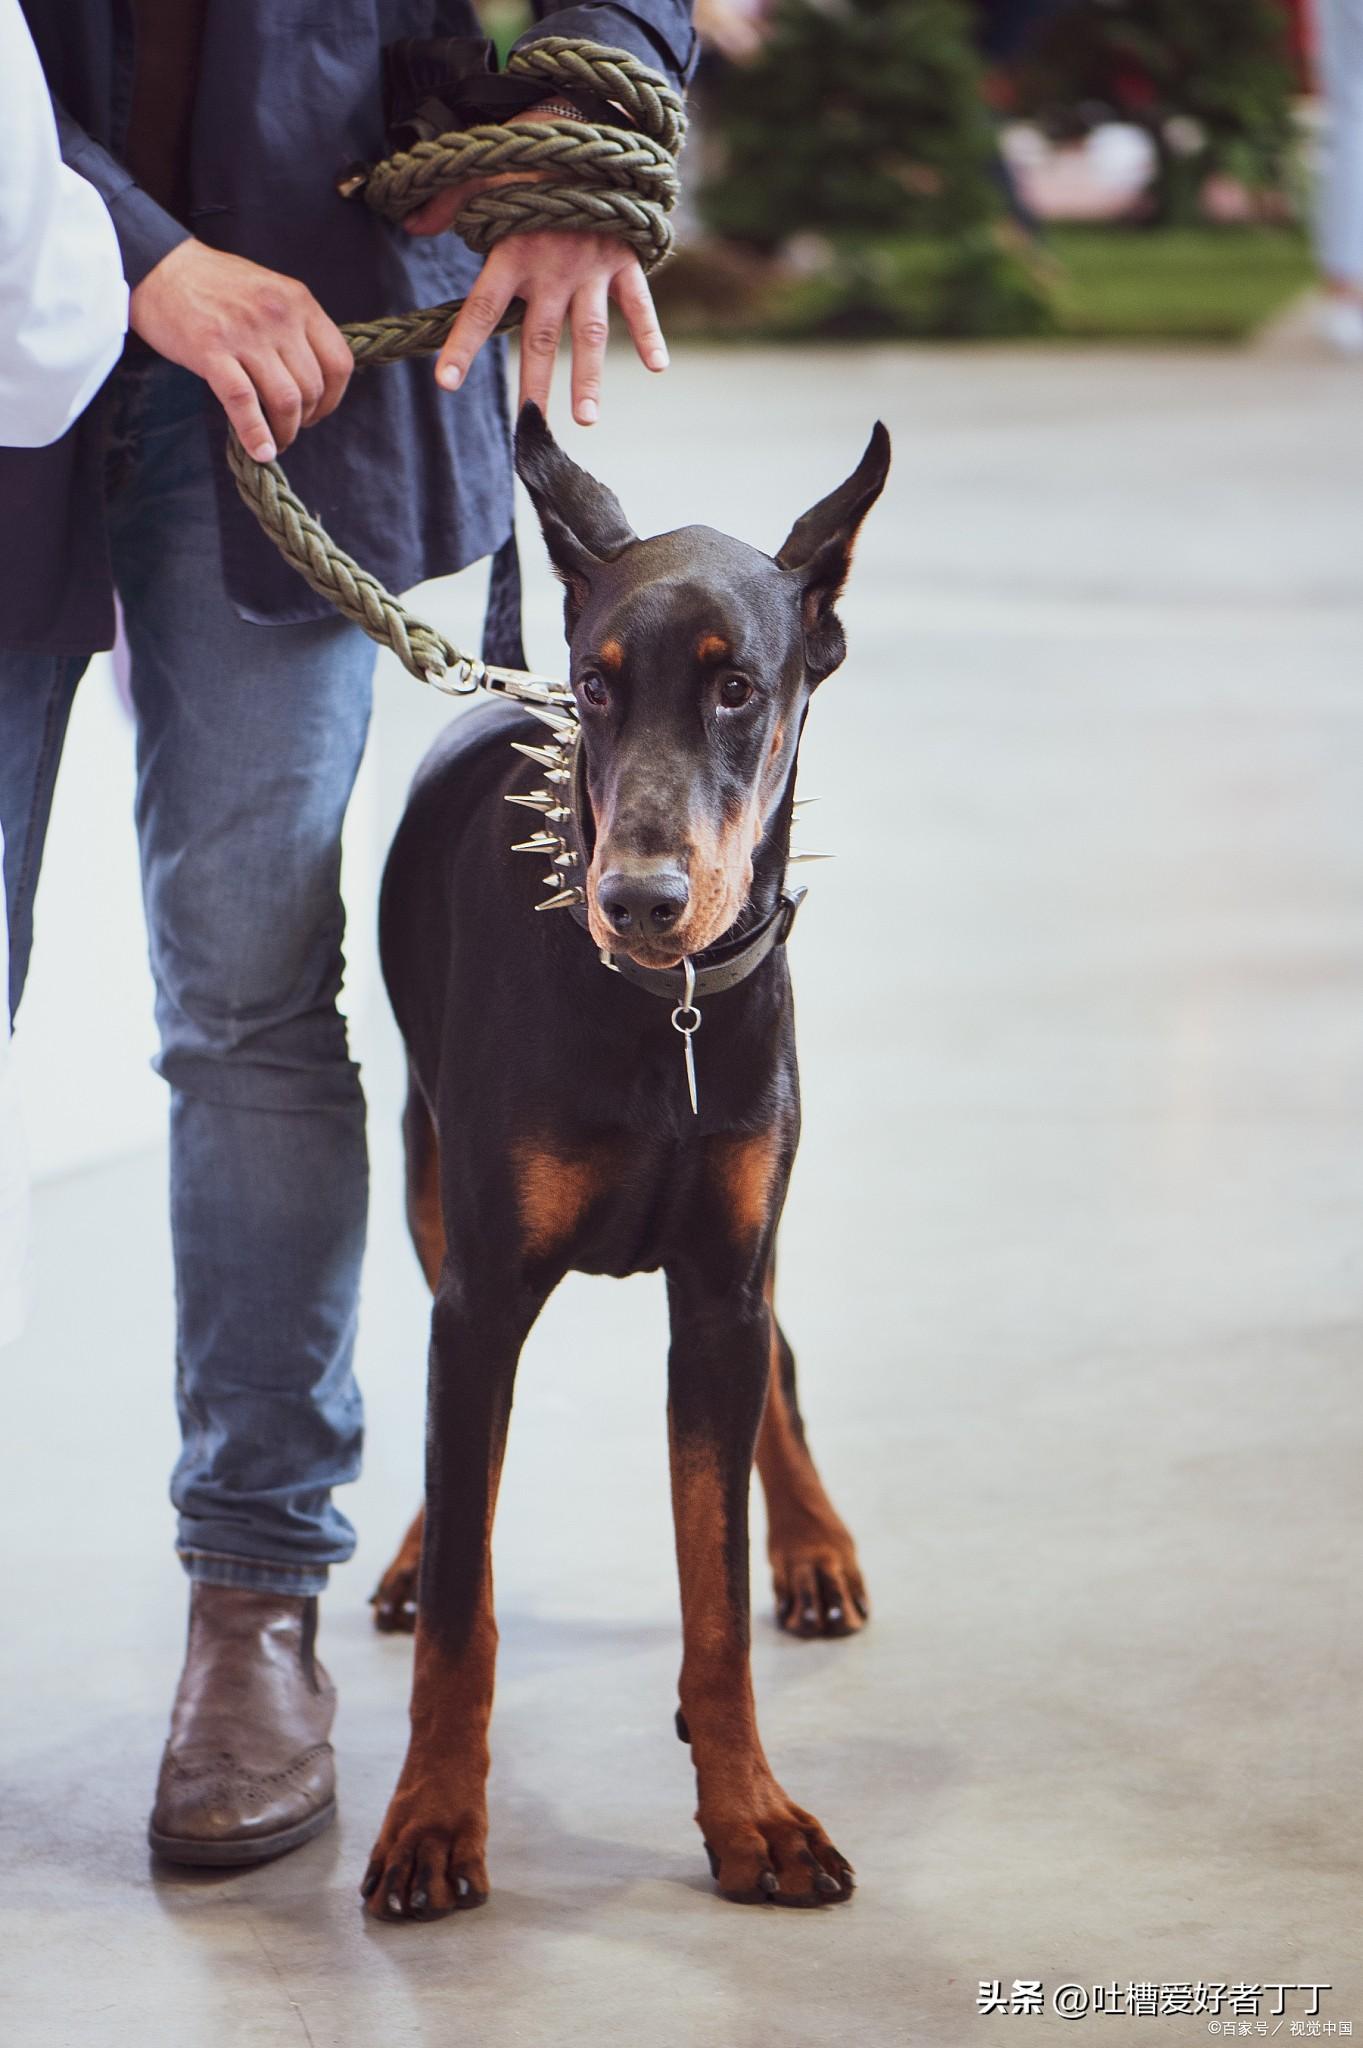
244, 350, 304, 450
569, 276, 611, 425
435, 260, 517, 392
517, 286, 570, 416
279, 339, 326, 428
204, 352, 276, 463
610, 261, 668, 374
306, 314, 355, 423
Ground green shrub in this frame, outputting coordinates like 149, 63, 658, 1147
703, 0, 1003, 246
757, 231, 1057, 340
699, 0, 1055, 336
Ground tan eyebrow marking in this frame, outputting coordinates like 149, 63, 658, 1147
696, 633, 731, 663
598, 638, 624, 671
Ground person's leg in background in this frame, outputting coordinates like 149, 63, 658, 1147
1316, 0, 1363, 352
106, 356, 376, 1863
0, 822, 24, 1351
0, 655, 87, 1346
975, 0, 1075, 243
0, 655, 87, 1024
0, 655, 87, 1351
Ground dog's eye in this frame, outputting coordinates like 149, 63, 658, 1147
579, 673, 609, 709
718, 674, 754, 710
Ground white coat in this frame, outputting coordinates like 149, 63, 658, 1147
0, 0, 128, 447
1, 0, 130, 1341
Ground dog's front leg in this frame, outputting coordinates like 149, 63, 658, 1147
666, 1275, 855, 1908
362, 1286, 533, 1921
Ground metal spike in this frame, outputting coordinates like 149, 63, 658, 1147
543, 766, 572, 785
505, 790, 556, 813
523, 704, 578, 735
511, 740, 568, 772
507, 799, 573, 824
535, 886, 586, 912
550, 850, 579, 868
511, 833, 564, 853
787, 851, 833, 864
792, 797, 818, 811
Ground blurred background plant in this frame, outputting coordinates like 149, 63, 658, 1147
471, 0, 1317, 344
656, 0, 1314, 343
691, 0, 1056, 337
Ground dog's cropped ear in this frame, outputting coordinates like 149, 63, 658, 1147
776, 422, 891, 683
515, 403, 637, 631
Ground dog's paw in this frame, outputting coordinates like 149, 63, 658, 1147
361, 1795, 489, 1921
700, 1788, 854, 1908
369, 1557, 419, 1634
771, 1538, 868, 1639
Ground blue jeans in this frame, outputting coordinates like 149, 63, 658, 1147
1318, 0, 1363, 284
0, 357, 375, 1595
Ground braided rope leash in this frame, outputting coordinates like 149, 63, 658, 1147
225, 40, 685, 691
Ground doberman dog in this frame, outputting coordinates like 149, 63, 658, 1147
362, 404, 891, 1920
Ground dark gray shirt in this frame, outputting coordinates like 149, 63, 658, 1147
4, 0, 695, 652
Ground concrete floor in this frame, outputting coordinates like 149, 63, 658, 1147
4, 343, 1363, 2047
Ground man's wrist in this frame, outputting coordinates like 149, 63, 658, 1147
107, 183, 191, 289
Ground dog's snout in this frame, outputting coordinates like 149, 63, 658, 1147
598, 864, 690, 936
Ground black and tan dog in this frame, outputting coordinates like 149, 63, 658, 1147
362, 405, 890, 1920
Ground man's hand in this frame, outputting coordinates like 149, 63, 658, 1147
129, 241, 354, 462
402, 108, 668, 426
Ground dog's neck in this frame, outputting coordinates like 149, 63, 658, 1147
731, 767, 798, 945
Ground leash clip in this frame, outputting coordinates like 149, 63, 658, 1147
422, 651, 482, 695
423, 658, 576, 705
478, 663, 576, 709
671, 957, 701, 1116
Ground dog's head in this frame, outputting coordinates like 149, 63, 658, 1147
515, 405, 890, 969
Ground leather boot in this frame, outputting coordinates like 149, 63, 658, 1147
148, 1582, 337, 1866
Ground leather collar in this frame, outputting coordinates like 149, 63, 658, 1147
577, 886, 807, 1002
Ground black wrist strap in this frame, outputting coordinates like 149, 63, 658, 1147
382, 37, 623, 148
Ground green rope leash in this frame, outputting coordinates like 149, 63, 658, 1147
225, 40, 685, 690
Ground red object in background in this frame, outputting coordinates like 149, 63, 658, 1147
1111, 63, 1156, 112
1282, 0, 1314, 82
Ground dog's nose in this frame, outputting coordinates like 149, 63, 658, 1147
598, 865, 690, 935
